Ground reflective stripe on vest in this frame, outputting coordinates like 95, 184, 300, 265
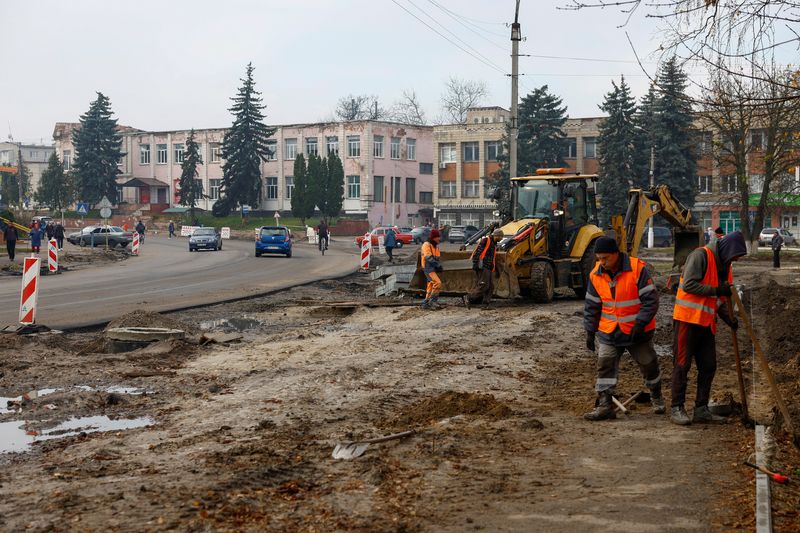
673, 246, 732, 334
589, 256, 656, 335
475, 237, 497, 271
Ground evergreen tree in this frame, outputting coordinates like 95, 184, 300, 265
178, 130, 205, 223
322, 152, 344, 221
72, 92, 123, 205
17, 159, 31, 206
35, 153, 74, 211
486, 133, 513, 223
1, 169, 19, 206
517, 85, 568, 173
290, 153, 314, 222
306, 152, 323, 217
597, 76, 638, 223
214, 63, 276, 216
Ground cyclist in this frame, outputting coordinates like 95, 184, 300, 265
317, 220, 329, 252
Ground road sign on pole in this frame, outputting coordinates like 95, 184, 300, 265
100, 207, 112, 219
97, 196, 113, 209
76, 203, 89, 215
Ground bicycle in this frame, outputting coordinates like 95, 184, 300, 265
319, 235, 328, 255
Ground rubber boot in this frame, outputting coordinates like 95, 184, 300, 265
650, 386, 666, 415
671, 405, 691, 426
583, 392, 616, 421
692, 405, 726, 423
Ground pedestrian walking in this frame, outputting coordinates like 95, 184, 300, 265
135, 220, 146, 243
771, 231, 784, 269
3, 224, 18, 261
420, 229, 443, 309
45, 222, 55, 242
29, 223, 44, 254
583, 236, 664, 420
384, 227, 397, 262
168, 220, 176, 239
54, 223, 65, 250
671, 231, 747, 425
464, 229, 503, 309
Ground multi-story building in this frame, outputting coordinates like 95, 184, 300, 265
0, 141, 55, 206
53, 120, 434, 226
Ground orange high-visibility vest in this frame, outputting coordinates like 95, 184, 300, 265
471, 236, 497, 271
590, 256, 656, 335
421, 241, 440, 269
673, 246, 732, 334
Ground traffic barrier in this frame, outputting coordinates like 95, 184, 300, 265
48, 239, 58, 272
180, 225, 199, 237
378, 235, 385, 255
360, 234, 371, 270
221, 227, 231, 239
132, 232, 140, 256
19, 257, 40, 325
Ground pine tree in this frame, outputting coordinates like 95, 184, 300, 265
322, 152, 344, 221
291, 153, 314, 222
1, 169, 19, 206
72, 92, 123, 206
597, 76, 638, 223
306, 152, 323, 218
35, 153, 74, 211
517, 85, 568, 173
17, 159, 31, 207
214, 63, 276, 216
178, 130, 205, 224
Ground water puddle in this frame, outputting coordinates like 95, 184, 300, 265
1, 388, 60, 414
75, 385, 149, 395
200, 316, 263, 332
0, 416, 155, 454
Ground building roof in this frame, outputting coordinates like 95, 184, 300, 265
122, 177, 169, 188
512, 173, 598, 182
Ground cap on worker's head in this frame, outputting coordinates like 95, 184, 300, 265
492, 229, 504, 239
430, 229, 441, 240
714, 227, 724, 235
594, 236, 619, 254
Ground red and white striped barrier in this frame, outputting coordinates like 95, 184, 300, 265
360, 233, 371, 270
48, 239, 58, 272
19, 257, 40, 325
131, 232, 140, 256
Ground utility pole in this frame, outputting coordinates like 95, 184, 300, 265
509, 0, 521, 180
17, 146, 24, 210
647, 146, 655, 248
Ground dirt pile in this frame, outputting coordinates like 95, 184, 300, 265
751, 280, 800, 364
386, 391, 513, 428
105, 310, 197, 334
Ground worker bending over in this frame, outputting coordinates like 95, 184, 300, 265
421, 229, 443, 310
583, 236, 664, 421
671, 230, 746, 425
464, 229, 503, 309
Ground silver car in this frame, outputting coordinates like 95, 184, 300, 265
67, 225, 133, 248
189, 227, 222, 251
758, 227, 797, 246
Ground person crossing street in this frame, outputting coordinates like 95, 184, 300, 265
583, 236, 664, 421
3, 224, 18, 261
464, 229, 503, 309
771, 230, 784, 269
420, 229, 443, 309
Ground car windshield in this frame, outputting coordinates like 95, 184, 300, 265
261, 227, 287, 237
764, 229, 777, 234
111, 226, 123, 232
194, 228, 215, 236
515, 181, 558, 219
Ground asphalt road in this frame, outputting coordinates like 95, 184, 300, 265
0, 236, 358, 329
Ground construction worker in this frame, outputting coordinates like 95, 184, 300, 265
671, 230, 746, 425
583, 236, 663, 421
464, 229, 503, 308
421, 229, 443, 309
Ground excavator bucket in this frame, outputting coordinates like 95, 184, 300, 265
408, 251, 518, 298
673, 228, 703, 268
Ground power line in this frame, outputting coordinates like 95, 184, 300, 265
523, 53, 652, 64
426, 0, 508, 51
425, 1, 508, 27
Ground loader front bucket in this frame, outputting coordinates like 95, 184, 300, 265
408, 251, 518, 298
673, 228, 703, 268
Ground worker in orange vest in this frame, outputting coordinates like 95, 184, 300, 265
583, 236, 663, 421
420, 229, 443, 309
464, 229, 503, 309
671, 230, 746, 425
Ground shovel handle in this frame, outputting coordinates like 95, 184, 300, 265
360, 430, 416, 444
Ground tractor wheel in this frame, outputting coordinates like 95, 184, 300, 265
573, 238, 597, 299
530, 261, 555, 303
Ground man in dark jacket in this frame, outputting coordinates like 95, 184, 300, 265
583, 236, 663, 420
135, 220, 146, 242
54, 223, 65, 250
384, 227, 397, 262
771, 231, 784, 269
464, 229, 503, 308
29, 223, 44, 254
671, 231, 747, 425
4, 224, 18, 261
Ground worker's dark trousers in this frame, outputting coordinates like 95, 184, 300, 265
56, 237, 63, 249
773, 249, 781, 269
671, 320, 716, 408
467, 268, 493, 305
594, 339, 661, 394
6, 240, 15, 261
386, 246, 394, 261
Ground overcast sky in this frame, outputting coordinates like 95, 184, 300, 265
4, 0, 676, 144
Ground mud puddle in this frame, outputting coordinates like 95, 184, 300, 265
199, 316, 264, 332
1, 388, 59, 414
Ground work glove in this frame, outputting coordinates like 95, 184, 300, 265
586, 332, 596, 352
629, 323, 645, 343
715, 283, 733, 297
435, 265, 444, 273
721, 314, 739, 331
472, 263, 481, 272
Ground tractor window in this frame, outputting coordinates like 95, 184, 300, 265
516, 181, 559, 219
564, 184, 589, 226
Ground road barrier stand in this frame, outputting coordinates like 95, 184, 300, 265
360, 234, 371, 271
48, 239, 58, 273
221, 227, 231, 239
19, 257, 40, 325
378, 235, 385, 255
132, 232, 140, 256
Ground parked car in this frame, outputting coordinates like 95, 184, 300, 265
447, 225, 480, 243
31, 215, 54, 227
256, 226, 292, 257
189, 227, 222, 251
759, 227, 797, 246
639, 226, 673, 248
410, 226, 432, 244
67, 225, 133, 248
398, 226, 413, 234
354, 226, 413, 247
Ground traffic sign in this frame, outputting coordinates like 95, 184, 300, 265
100, 207, 112, 219
97, 196, 113, 209
76, 203, 89, 215
273, 211, 281, 219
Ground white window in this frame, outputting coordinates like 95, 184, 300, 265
266, 177, 278, 199
157, 144, 168, 164
463, 180, 480, 197
210, 179, 221, 200
286, 176, 294, 199
439, 143, 456, 163
463, 213, 481, 227
306, 138, 318, 157
347, 136, 361, 158
439, 213, 457, 226
407, 139, 416, 161
62, 150, 71, 170
698, 175, 712, 194
440, 181, 456, 198
266, 141, 277, 160
750, 129, 765, 151
698, 132, 713, 155
173, 143, 185, 163
326, 136, 339, 155
210, 143, 221, 163
721, 175, 738, 193
374, 135, 384, 158
347, 175, 360, 198
390, 137, 401, 159
565, 138, 577, 158
583, 137, 597, 159
285, 138, 297, 160
486, 141, 502, 161
140, 144, 150, 164
463, 142, 479, 162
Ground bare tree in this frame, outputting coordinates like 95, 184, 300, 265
439, 76, 488, 124
388, 90, 428, 125
334, 94, 386, 121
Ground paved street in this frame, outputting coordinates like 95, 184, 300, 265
0, 236, 357, 329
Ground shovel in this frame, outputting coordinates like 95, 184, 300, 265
332, 430, 416, 460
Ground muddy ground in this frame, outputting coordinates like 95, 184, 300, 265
0, 260, 798, 531
0, 245, 126, 276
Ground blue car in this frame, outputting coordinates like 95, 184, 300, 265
255, 226, 292, 258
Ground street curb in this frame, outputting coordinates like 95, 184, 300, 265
755, 425, 772, 533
